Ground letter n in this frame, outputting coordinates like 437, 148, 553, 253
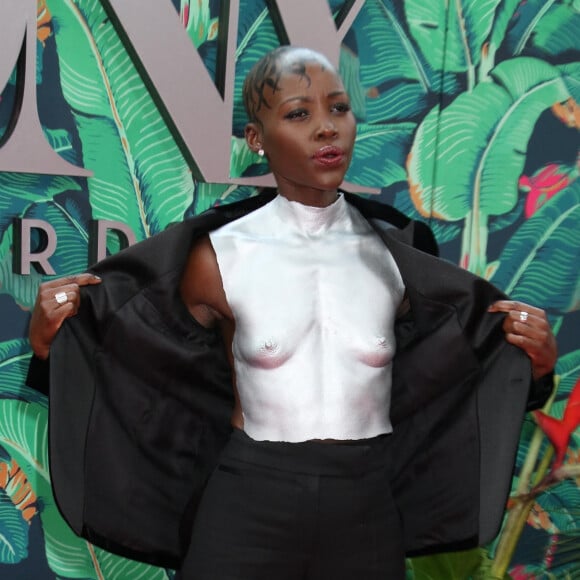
0, 0, 90, 176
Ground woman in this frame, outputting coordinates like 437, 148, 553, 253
29, 47, 557, 579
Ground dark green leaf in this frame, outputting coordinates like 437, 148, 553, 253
0, 486, 29, 564
490, 179, 580, 313
0, 340, 46, 406
346, 122, 416, 188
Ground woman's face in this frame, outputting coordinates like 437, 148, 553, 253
246, 60, 356, 205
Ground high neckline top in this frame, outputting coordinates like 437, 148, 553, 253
271, 193, 349, 237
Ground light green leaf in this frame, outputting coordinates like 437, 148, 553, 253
530, 3, 580, 56
190, 182, 236, 215
229, 136, 268, 179
509, 0, 580, 57
353, 0, 431, 87
0, 171, 82, 236
558, 62, 580, 102
407, 58, 570, 221
556, 350, 580, 396
406, 0, 501, 73
488, 0, 521, 53
347, 122, 416, 188
49, 0, 194, 241
339, 47, 367, 121
232, 0, 279, 135
392, 188, 462, 245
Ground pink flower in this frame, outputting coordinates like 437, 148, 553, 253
520, 164, 575, 218
509, 564, 537, 579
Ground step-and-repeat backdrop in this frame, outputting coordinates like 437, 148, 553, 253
0, 1, 578, 578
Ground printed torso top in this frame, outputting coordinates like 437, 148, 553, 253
209, 194, 405, 442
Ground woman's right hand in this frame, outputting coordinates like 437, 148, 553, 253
29, 273, 102, 360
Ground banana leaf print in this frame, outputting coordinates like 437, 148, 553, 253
0, 483, 29, 564
0, 172, 81, 246
0, 427, 38, 566
0, 0, 578, 578
0, 341, 175, 577
388, 187, 461, 244
0, 341, 44, 404
0, 4, 83, 309
231, 0, 280, 136
0, 180, 91, 309
504, 0, 580, 59
0, 395, 175, 578
348, 0, 435, 123
408, 57, 570, 275
488, 0, 521, 55
0, 228, 46, 310
346, 122, 416, 187
181, 0, 219, 50
559, 63, 580, 102
489, 351, 580, 578
520, 162, 579, 218
405, 0, 501, 89
37, 0, 52, 47
491, 179, 580, 313
48, 0, 195, 243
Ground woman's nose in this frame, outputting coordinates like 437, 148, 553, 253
316, 118, 338, 139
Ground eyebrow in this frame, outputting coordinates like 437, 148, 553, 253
279, 90, 347, 106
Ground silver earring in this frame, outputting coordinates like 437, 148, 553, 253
257, 148, 265, 157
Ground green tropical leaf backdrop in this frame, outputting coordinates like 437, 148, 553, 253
0, 0, 578, 578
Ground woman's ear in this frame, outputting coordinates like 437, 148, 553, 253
245, 122, 262, 154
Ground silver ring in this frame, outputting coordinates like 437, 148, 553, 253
519, 311, 529, 322
55, 291, 68, 305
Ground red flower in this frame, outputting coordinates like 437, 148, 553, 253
533, 378, 580, 469
181, 2, 190, 28
519, 164, 576, 218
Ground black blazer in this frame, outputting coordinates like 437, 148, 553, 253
43, 192, 541, 568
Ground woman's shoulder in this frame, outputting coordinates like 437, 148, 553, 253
343, 193, 439, 257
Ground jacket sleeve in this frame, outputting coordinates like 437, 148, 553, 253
526, 371, 555, 411
25, 355, 50, 397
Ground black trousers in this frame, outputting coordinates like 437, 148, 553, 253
179, 429, 406, 579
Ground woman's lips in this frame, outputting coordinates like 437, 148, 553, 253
312, 146, 346, 167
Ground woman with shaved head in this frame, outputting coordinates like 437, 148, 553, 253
29, 46, 556, 579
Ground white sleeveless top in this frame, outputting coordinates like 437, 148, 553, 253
209, 194, 405, 442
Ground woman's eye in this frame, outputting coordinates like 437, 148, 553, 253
285, 109, 308, 120
332, 102, 351, 113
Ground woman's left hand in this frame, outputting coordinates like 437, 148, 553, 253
488, 300, 557, 380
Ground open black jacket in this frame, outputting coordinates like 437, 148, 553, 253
32, 192, 551, 568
